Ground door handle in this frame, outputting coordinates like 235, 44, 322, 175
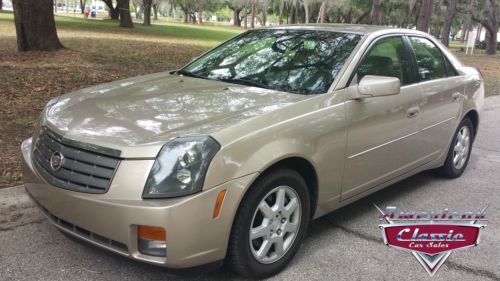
407, 106, 420, 118
452, 92, 461, 101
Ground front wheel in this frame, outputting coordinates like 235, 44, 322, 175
440, 117, 474, 178
227, 168, 310, 278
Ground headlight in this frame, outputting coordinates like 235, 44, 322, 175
142, 136, 220, 198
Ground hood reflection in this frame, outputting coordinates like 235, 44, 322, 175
43, 73, 308, 154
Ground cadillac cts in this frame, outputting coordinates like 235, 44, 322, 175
21, 25, 484, 278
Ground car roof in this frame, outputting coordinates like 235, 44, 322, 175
267, 24, 425, 36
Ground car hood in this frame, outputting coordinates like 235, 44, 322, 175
42, 72, 308, 158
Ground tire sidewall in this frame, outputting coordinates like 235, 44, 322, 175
229, 168, 310, 278
444, 118, 474, 177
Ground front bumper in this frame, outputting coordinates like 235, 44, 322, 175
21, 138, 256, 269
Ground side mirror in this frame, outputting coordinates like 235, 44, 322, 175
356, 75, 401, 98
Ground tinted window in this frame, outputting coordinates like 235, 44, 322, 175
181, 29, 361, 95
444, 57, 458, 76
409, 37, 447, 81
356, 37, 412, 85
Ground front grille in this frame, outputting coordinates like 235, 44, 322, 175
32, 127, 121, 194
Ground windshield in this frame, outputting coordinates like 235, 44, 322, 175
179, 29, 362, 95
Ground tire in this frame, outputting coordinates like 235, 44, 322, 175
227, 168, 310, 279
439, 117, 474, 178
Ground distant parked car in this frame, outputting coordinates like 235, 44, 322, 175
22, 25, 484, 278
475, 40, 500, 50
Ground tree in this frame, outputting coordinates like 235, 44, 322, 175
416, 0, 433, 31
431, 0, 443, 37
302, 0, 310, 23
1, 0, 3, 10
143, 0, 153, 25
473, 0, 499, 55
12, 0, 64, 52
371, 0, 384, 25
261, 0, 269, 26
79, 0, 86, 14
440, 0, 457, 46
103, 0, 120, 19
132, 0, 143, 19
118, 0, 134, 27
228, 0, 245, 26
152, 0, 160, 20
278, 0, 285, 24
250, 0, 255, 27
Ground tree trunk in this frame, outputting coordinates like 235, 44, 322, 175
0, 0, 3, 11
279, 0, 284, 25
303, 0, 309, 24
318, 1, 326, 23
80, 0, 85, 14
233, 8, 241, 26
182, 6, 189, 23
416, 0, 433, 32
485, 28, 497, 55
261, 0, 268, 27
243, 1, 248, 28
432, 0, 442, 38
118, 0, 133, 28
153, 4, 158, 20
143, 0, 152, 26
103, 0, 119, 19
198, 10, 203, 24
371, 0, 383, 25
440, 0, 456, 46
13, 0, 64, 52
290, 3, 297, 24
476, 25, 482, 44
470, 0, 498, 55
109, 6, 119, 19
54, 0, 57, 13
250, 0, 255, 28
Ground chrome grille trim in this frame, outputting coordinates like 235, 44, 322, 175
33, 127, 121, 194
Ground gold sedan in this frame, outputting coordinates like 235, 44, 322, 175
21, 25, 484, 278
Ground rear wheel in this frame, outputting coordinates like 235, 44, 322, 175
227, 168, 310, 278
440, 117, 474, 178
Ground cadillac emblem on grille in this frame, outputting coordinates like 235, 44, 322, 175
50, 151, 64, 171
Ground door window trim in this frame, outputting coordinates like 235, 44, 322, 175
347, 34, 420, 87
406, 35, 459, 83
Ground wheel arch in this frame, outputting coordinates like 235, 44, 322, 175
463, 109, 479, 138
246, 156, 319, 219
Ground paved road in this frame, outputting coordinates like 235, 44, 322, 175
1, 96, 499, 281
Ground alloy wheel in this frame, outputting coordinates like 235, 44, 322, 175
249, 185, 301, 264
453, 125, 471, 170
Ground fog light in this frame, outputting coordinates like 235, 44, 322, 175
138, 225, 166, 257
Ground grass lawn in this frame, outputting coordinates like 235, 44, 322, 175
0, 11, 499, 187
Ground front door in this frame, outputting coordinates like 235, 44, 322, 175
341, 36, 424, 200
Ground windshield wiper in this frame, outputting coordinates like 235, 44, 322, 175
217, 78, 273, 90
174, 69, 207, 80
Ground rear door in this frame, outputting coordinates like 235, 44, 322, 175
407, 36, 464, 159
